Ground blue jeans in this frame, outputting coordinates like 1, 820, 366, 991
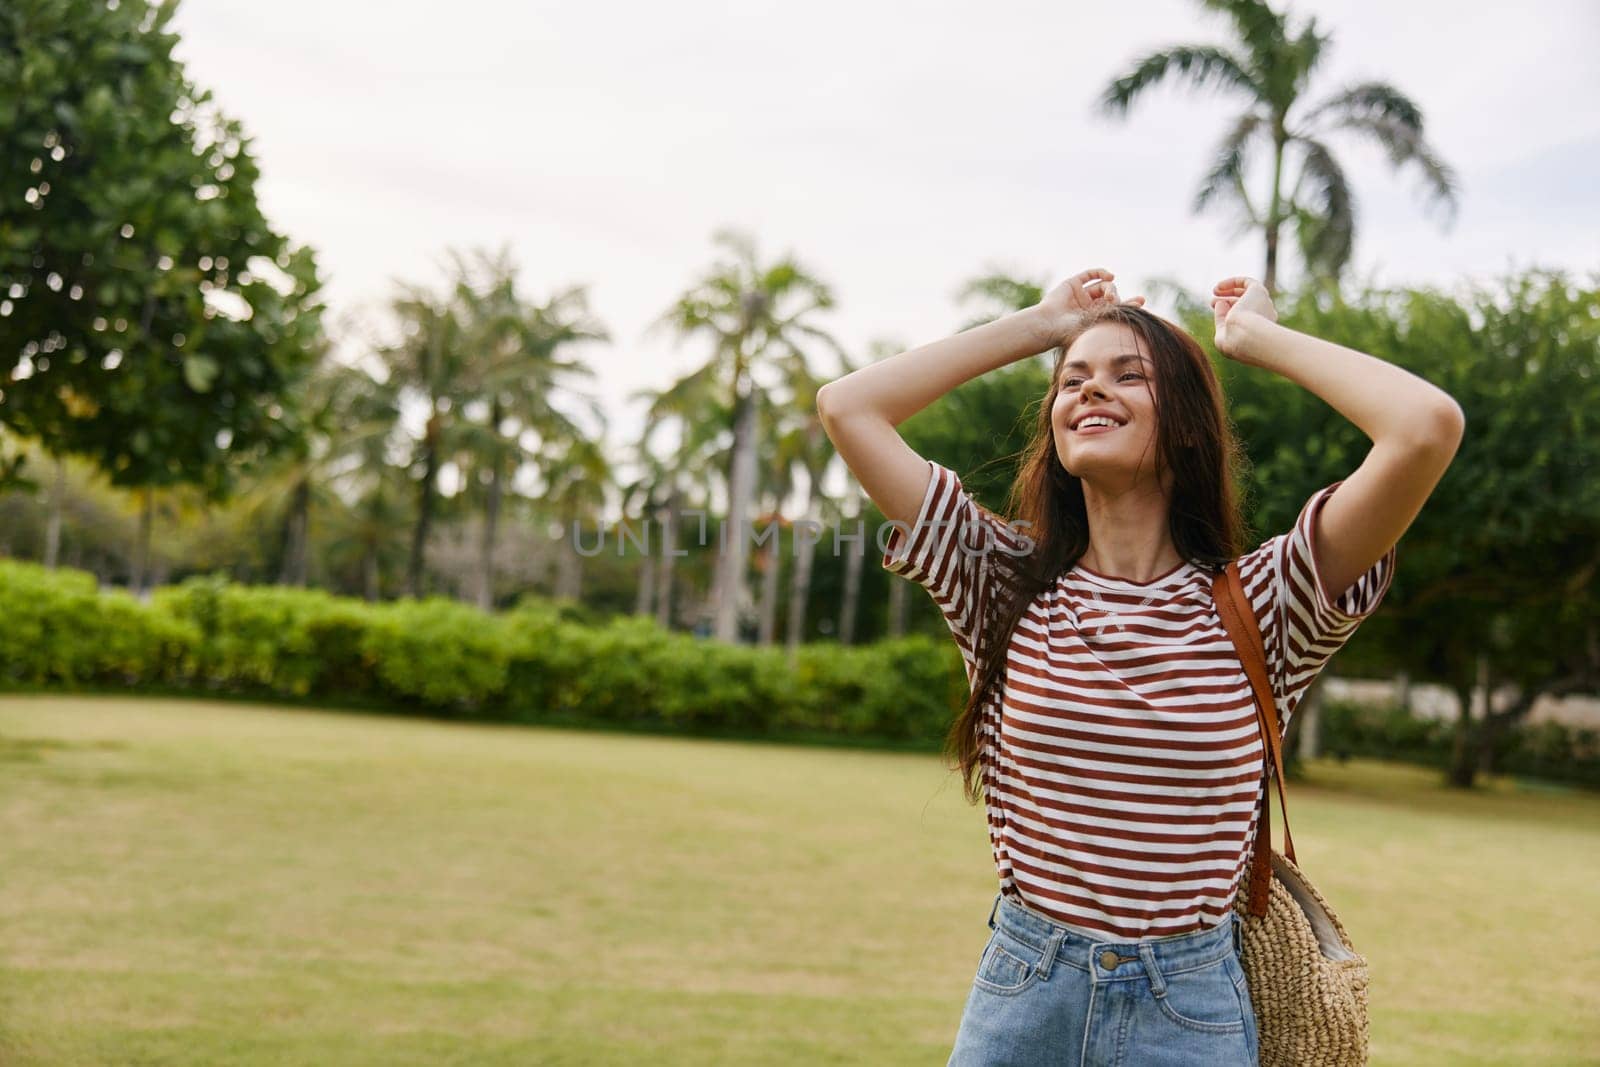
948, 892, 1259, 1066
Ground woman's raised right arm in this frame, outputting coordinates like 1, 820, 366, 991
815, 268, 1134, 528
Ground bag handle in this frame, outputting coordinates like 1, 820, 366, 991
1212, 559, 1297, 918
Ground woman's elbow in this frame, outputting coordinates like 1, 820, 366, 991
816, 379, 858, 425
1414, 397, 1466, 458
1433, 396, 1466, 444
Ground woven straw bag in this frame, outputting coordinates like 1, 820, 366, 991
1212, 560, 1370, 1067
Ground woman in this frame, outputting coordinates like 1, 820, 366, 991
815, 269, 1464, 1066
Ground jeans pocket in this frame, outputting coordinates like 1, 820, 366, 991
1152, 958, 1247, 1034
972, 930, 1039, 996
1229, 956, 1260, 1060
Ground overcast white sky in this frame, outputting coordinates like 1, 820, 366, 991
170, 0, 1600, 490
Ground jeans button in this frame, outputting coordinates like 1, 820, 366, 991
1098, 950, 1120, 969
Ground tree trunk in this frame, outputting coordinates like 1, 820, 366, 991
1263, 134, 1286, 294
656, 490, 679, 629
839, 506, 864, 645
1479, 682, 1551, 777
1446, 653, 1489, 788
757, 519, 782, 646
634, 531, 656, 616
362, 547, 381, 602
714, 386, 759, 643
887, 576, 908, 638
44, 456, 65, 569
1297, 672, 1325, 761
555, 547, 583, 601
476, 448, 503, 611
407, 417, 440, 598
555, 504, 584, 601
786, 500, 819, 660
1264, 224, 1281, 295
278, 478, 310, 586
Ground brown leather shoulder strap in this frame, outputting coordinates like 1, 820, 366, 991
1212, 559, 1297, 917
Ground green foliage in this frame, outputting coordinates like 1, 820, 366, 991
0, 558, 196, 685
0, 559, 973, 746
5, 559, 1598, 787
361, 598, 521, 713
900, 358, 1052, 510
154, 575, 379, 700
1319, 699, 1600, 788
0, 0, 324, 493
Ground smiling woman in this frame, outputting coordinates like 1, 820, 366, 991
816, 268, 1463, 1066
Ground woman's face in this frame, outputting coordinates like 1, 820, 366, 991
1050, 322, 1163, 484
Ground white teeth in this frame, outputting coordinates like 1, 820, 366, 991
1076, 416, 1119, 430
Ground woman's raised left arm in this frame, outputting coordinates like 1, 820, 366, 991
1212, 275, 1465, 603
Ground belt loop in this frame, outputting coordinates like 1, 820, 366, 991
1036, 928, 1066, 981
1232, 912, 1244, 956
987, 892, 1002, 931
1137, 943, 1167, 997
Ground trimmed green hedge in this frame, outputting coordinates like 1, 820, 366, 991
0, 560, 966, 745
5, 559, 1594, 784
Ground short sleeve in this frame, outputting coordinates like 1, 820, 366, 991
1233, 479, 1397, 735
882, 460, 1032, 686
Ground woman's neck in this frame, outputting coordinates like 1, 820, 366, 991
1077, 478, 1183, 582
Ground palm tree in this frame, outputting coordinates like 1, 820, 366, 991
955, 271, 1047, 331
778, 358, 848, 658
448, 247, 608, 610
619, 450, 671, 619
752, 384, 805, 647
629, 371, 728, 629
231, 355, 396, 588
1096, 0, 1458, 292
651, 228, 843, 643
320, 462, 410, 601
543, 434, 612, 602
380, 282, 467, 598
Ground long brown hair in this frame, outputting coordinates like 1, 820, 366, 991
947, 303, 1251, 804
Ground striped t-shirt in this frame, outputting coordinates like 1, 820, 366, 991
884, 460, 1396, 941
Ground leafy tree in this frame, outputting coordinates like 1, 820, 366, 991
652, 228, 843, 642
379, 281, 464, 597
629, 372, 730, 629
1095, 0, 1458, 292
447, 247, 607, 610
0, 0, 323, 498
543, 434, 612, 602
232, 355, 397, 588
900, 272, 1055, 508
1180, 268, 1600, 789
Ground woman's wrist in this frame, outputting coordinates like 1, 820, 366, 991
1225, 311, 1280, 367
1023, 304, 1074, 352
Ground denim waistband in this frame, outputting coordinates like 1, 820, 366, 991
987, 891, 1242, 980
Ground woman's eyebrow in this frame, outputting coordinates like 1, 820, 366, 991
1062, 353, 1146, 371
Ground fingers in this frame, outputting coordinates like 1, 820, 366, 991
1075, 268, 1114, 282
1213, 276, 1257, 294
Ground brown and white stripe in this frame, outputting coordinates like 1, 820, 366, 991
884, 460, 1395, 940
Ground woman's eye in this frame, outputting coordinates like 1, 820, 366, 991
1062, 373, 1142, 388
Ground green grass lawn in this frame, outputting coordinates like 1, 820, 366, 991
1, 695, 1596, 1065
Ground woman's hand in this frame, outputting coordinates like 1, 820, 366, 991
1034, 268, 1145, 348
1211, 276, 1278, 362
